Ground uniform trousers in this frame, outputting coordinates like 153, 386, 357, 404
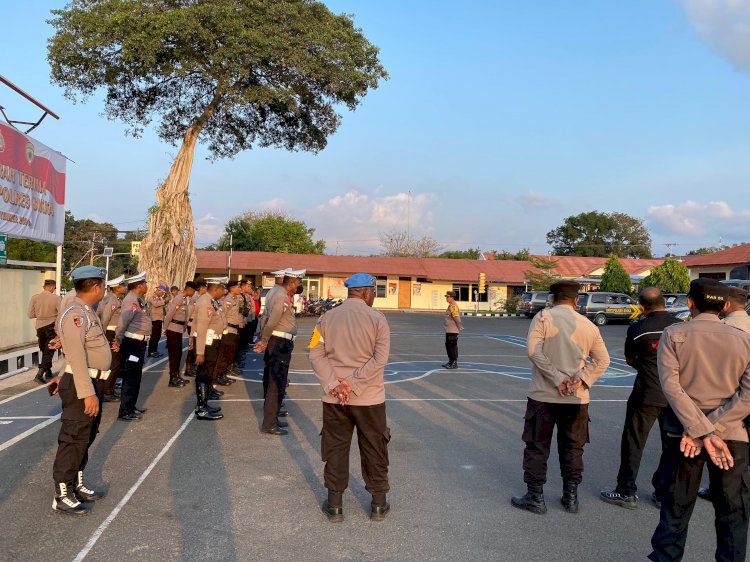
214, 332, 238, 377
196, 341, 220, 386
53, 374, 104, 484
616, 396, 668, 496
118, 337, 147, 417
321, 402, 391, 494
103, 330, 121, 396
521, 397, 589, 486
445, 333, 459, 363
185, 328, 195, 368
147, 321, 162, 354
166, 329, 184, 374
261, 336, 293, 431
649, 438, 749, 562
37, 323, 57, 375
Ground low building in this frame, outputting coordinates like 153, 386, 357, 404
683, 244, 750, 281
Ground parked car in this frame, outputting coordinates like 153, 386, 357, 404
517, 291, 551, 317
721, 279, 750, 291
663, 293, 687, 308
576, 292, 639, 326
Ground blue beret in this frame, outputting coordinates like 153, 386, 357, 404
344, 273, 376, 288
157, 284, 168, 292
71, 265, 106, 281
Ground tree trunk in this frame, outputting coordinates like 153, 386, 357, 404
138, 127, 200, 292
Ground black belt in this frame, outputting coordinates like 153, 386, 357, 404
228, 323, 239, 329
171, 320, 186, 326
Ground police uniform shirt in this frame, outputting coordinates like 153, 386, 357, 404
723, 310, 750, 334
260, 286, 297, 344
28, 290, 60, 329
99, 292, 123, 332
223, 293, 244, 334
187, 293, 201, 329
115, 291, 153, 343
150, 294, 166, 321
58, 290, 77, 320
526, 305, 610, 404
193, 293, 227, 356
309, 298, 391, 406
257, 284, 282, 335
244, 292, 256, 321
658, 313, 750, 441
58, 297, 112, 399
443, 302, 463, 334
164, 293, 189, 333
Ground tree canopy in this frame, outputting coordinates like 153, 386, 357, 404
641, 258, 690, 293
47, 0, 387, 289
217, 211, 325, 254
524, 256, 559, 291
599, 254, 632, 294
438, 248, 481, 260
491, 249, 532, 261
546, 211, 652, 258
379, 229, 441, 258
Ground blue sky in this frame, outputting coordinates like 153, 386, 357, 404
2, 0, 749, 256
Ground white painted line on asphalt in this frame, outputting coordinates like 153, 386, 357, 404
142, 344, 188, 372
0, 415, 57, 420
0, 384, 46, 405
0, 415, 60, 454
73, 412, 195, 562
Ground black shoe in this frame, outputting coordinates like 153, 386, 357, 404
262, 427, 288, 435
561, 483, 579, 514
74, 471, 105, 502
322, 500, 344, 523
209, 390, 223, 400
651, 491, 661, 508
277, 420, 289, 428
183, 366, 196, 377
118, 413, 141, 421
148, 352, 163, 358
196, 406, 223, 420
278, 408, 290, 417
34, 368, 47, 385
600, 489, 637, 510
134, 407, 147, 414
52, 482, 90, 516
371, 503, 390, 521
168, 378, 183, 387
176, 374, 190, 385
511, 486, 547, 514
102, 393, 119, 403
442, 362, 458, 370
697, 487, 712, 501
215, 377, 232, 386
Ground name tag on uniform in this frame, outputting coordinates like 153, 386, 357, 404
127, 355, 139, 362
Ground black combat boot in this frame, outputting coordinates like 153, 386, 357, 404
183, 364, 196, 377
561, 482, 579, 513
321, 490, 344, 523
371, 493, 390, 521
441, 361, 458, 370
511, 484, 547, 514
176, 372, 190, 385
34, 367, 47, 384
168, 373, 184, 387
75, 471, 106, 502
196, 381, 223, 420
52, 482, 90, 515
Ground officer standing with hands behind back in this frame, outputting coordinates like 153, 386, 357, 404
48, 266, 111, 516
442, 290, 463, 369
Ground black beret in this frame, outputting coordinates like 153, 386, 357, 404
227, 280, 239, 288
728, 286, 749, 301
688, 278, 728, 304
550, 280, 580, 298
184, 281, 198, 290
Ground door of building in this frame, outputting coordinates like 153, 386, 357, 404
398, 277, 411, 309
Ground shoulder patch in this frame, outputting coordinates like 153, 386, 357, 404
111, 304, 117, 311
207, 306, 213, 318
131, 303, 138, 312
73, 316, 83, 328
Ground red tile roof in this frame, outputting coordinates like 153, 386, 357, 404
196, 250, 540, 284
682, 243, 750, 267
482, 253, 664, 277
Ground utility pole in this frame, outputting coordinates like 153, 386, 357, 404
407, 189, 411, 244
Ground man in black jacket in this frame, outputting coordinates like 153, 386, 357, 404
600, 287, 682, 509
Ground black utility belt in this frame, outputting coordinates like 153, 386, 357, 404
228, 323, 240, 329
171, 320, 186, 326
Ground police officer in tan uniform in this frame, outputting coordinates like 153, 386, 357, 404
214, 281, 242, 385
649, 279, 750, 562
310, 273, 392, 522
28, 279, 61, 384
193, 278, 227, 420
163, 281, 196, 388
147, 284, 167, 357
49, 266, 111, 516
184, 280, 207, 378
98, 275, 127, 402
255, 270, 303, 435
442, 290, 463, 369
114, 272, 151, 421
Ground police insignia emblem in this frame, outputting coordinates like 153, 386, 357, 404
207, 306, 213, 318
25, 141, 34, 164
0, 130, 5, 152
111, 304, 117, 311
131, 303, 139, 312
73, 316, 83, 328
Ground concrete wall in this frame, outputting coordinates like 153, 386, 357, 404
0, 268, 56, 352
688, 265, 734, 280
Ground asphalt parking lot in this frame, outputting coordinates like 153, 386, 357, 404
0, 313, 722, 562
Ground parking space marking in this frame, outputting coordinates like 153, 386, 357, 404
0, 415, 60, 454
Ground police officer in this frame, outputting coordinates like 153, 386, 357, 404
147, 284, 167, 357
214, 281, 242, 385
259, 269, 291, 405
163, 281, 196, 387
649, 279, 750, 562
600, 287, 682, 509
114, 272, 151, 421
511, 280, 610, 514
98, 275, 127, 402
310, 273, 392, 522
254, 270, 303, 435
49, 266, 111, 515
28, 279, 60, 384
442, 290, 463, 369
184, 280, 207, 378
193, 278, 227, 420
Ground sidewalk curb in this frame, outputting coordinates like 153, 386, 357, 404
461, 312, 524, 318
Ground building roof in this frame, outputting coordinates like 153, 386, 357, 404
682, 243, 750, 267
483, 253, 664, 277
195, 250, 540, 284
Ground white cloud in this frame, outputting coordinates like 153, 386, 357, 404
646, 200, 750, 237
258, 198, 286, 210
194, 212, 223, 246
306, 188, 438, 253
680, 0, 750, 72
514, 190, 558, 212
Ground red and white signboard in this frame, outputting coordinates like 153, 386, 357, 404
0, 122, 66, 244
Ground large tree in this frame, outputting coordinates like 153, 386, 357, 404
599, 254, 632, 294
48, 0, 387, 289
641, 258, 690, 293
439, 248, 481, 260
524, 256, 559, 291
546, 211, 653, 258
379, 229, 441, 258
217, 210, 325, 254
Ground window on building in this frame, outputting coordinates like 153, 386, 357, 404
376, 277, 387, 298
475, 288, 488, 302
698, 272, 727, 280
452, 284, 470, 301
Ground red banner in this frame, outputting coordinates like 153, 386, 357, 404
0, 122, 66, 244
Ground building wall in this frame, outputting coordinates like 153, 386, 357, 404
688, 265, 734, 280
0, 268, 56, 352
